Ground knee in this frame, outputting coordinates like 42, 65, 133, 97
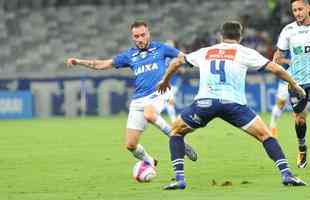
170, 118, 192, 136
144, 108, 157, 123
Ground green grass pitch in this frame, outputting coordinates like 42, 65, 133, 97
0, 113, 309, 200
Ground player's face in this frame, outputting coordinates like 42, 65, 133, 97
131, 26, 150, 50
291, 1, 309, 24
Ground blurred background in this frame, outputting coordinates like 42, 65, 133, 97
0, 0, 294, 119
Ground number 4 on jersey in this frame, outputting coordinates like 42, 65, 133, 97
210, 60, 226, 83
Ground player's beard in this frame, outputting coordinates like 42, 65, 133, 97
136, 40, 150, 51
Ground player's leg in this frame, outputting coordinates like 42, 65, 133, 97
244, 116, 306, 186
163, 117, 194, 190
289, 86, 309, 168
126, 105, 156, 167
144, 104, 171, 136
125, 128, 156, 167
294, 109, 308, 168
144, 100, 198, 161
166, 98, 177, 123
164, 99, 215, 190
270, 99, 286, 136
222, 103, 306, 186
270, 83, 289, 137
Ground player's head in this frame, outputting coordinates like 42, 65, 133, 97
130, 21, 151, 50
290, 0, 309, 24
221, 21, 243, 43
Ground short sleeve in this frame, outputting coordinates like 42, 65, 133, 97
161, 43, 180, 58
236, 47, 270, 71
277, 27, 289, 51
185, 49, 204, 68
112, 51, 129, 69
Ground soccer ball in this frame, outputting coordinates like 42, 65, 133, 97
133, 161, 157, 182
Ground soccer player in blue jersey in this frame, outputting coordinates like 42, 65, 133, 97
157, 21, 307, 189
66, 21, 197, 169
273, 0, 310, 168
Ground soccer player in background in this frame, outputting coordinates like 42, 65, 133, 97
164, 40, 184, 123
66, 21, 198, 170
157, 21, 306, 190
269, 51, 290, 137
273, 0, 310, 168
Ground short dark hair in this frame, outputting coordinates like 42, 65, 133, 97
290, 0, 309, 4
221, 21, 243, 40
130, 21, 148, 30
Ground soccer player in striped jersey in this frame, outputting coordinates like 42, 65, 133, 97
157, 21, 306, 189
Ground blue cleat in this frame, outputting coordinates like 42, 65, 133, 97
163, 180, 186, 190
282, 175, 307, 186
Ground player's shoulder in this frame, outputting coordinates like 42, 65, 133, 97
236, 43, 258, 54
281, 21, 298, 33
150, 41, 166, 49
116, 47, 139, 60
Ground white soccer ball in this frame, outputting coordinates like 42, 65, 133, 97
133, 161, 157, 182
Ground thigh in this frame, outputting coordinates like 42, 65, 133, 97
243, 116, 272, 142
127, 102, 148, 131
180, 99, 218, 129
220, 103, 257, 130
145, 93, 165, 114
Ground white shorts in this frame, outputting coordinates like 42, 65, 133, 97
276, 81, 289, 101
126, 92, 165, 131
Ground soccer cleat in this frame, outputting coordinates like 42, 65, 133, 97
297, 151, 307, 168
297, 145, 307, 168
154, 159, 158, 167
163, 180, 186, 190
184, 143, 198, 161
146, 159, 158, 167
282, 175, 307, 186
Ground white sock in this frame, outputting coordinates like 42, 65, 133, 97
153, 115, 172, 137
131, 144, 154, 165
166, 104, 177, 122
270, 105, 283, 128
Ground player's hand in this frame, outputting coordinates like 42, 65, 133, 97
289, 83, 306, 99
156, 80, 171, 94
66, 58, 80, 67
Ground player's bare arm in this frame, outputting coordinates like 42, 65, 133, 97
265, 61, 305, 98
273, 49, 291, 66
157, 53, 185, 94
66, 58, 113, 70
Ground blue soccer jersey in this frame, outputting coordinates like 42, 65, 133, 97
112, 41, 180, 99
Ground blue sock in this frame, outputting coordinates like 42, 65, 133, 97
295, 123, 307, 150
263, 137, 292, 177
170, 136, 185, 182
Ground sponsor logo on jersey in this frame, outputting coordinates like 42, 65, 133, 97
293, 46, 310, 55
134, 63, 159, 75
206, 49, 236, 60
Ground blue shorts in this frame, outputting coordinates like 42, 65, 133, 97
289, 84, 310, 113
181, 98, 257, 129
